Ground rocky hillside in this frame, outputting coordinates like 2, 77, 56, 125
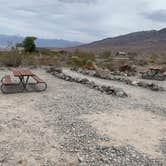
68, 28, 166, 55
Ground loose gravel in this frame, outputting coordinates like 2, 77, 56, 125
0, 68, 165, 165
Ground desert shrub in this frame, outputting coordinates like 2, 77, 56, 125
97, 62, 117, 71
84, 59, 94, 69
119, 65, 136, 72
36, 49, 70, 66
97, 57, 133, 71
128, 52, 138, 56
67, 51, 95, 67
22, 53, 57, 66
21, 53, 37, 66
159, 53, 166, 64
38, 56, 58, 66
99, 50, 112, 59
67, 56, 82, 67
0, 49, 96, 68
149, 54, 158, 64
137, 59, 148, 66
38, 49, 59, 56
0, 49, 21, 67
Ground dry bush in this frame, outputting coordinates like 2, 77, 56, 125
0, 49, 96, 68
156, 54, 166, 65
97, 57, 135, 72
119, 65, 136, 72
21, 53, 37, 66
0, 49, 21, 67
37, 56, 58, 66
99, 50, 112, 59
84, 59, 94, 69
27, 49, 95, 68
38, 48, 58, 56
97, 62, 118, 71
67, 51, 95, 67
149, 54, 158, 64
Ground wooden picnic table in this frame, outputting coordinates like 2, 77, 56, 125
1, 68, 47, 93
13, 68, 34, 77
12, 68, 35, 89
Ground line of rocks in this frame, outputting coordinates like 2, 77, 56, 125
47, 68, 127, 97
71, 67, 165, 91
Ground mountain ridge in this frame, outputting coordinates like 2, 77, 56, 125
68, 28, 166, 55
0, 35, 83, 48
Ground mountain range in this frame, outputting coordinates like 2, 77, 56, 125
2, 28, 166, 55
68, 28, 166, 55
0, 35, 82, 48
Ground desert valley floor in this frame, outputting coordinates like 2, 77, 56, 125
0, 68, 165, 165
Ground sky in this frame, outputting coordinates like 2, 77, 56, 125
0, 0, 166, 43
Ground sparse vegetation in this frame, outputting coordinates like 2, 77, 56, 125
66, 51, 95, 68
21, 53, 37, 66
0, 42, 164, 74
84, 59, 94, 69
149, 53, 158, 64
0, 48, 21, 67
99, 50, 112, 59
0, 48, 96, 68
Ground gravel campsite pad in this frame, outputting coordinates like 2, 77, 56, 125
0, 68, 165, 165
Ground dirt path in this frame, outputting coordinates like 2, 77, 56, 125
0, 68, 165, 165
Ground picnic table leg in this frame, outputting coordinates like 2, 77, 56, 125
19, 76, 26, 89
24, 76, 30, 90
18, 76, 33, 91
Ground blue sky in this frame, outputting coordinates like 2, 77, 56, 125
0, 0, 166, 42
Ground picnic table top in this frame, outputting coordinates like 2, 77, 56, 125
12, 68, 34, 77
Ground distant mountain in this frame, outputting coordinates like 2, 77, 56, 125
68, 28, 166, 55
0, 35, 82, 48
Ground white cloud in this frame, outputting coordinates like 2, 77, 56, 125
0, 0, 165, 42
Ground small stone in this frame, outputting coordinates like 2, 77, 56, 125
116, 91, 127, 97
131, 81, 138, 86
80, 78, 89, 84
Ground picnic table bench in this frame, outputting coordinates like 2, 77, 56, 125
1, 68, 47, 94
1, 75, 12, 85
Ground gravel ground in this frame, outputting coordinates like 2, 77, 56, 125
63, 68, 166, 113
0, 67, 165, 165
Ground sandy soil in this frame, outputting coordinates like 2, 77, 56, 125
0, 67, 165, 165
81, 108, 166, 158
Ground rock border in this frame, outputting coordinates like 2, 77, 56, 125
71, 68, 165, 92
47, 68, 127, 98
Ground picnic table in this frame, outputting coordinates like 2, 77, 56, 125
13, 69, 35, 89
1, 68, 47, 94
